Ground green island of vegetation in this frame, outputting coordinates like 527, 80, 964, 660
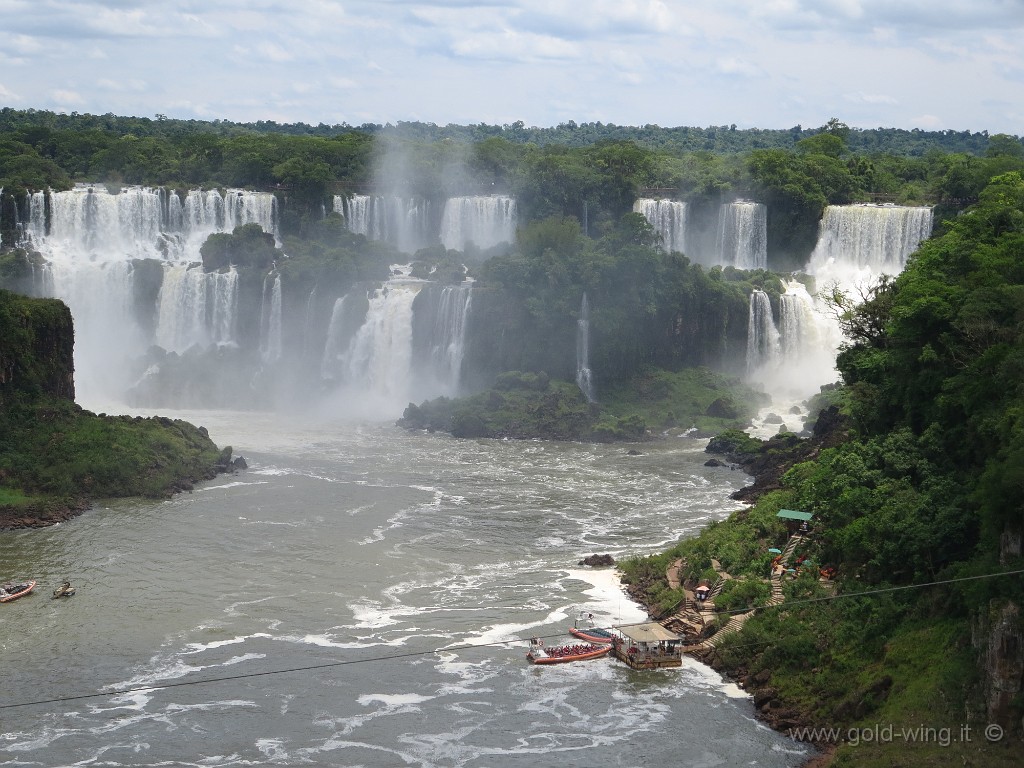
399, 367, 767, 441
0, 289, 235, 528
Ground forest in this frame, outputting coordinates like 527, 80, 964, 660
2, 108, 1024, 268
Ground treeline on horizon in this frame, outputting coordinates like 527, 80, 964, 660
4, 108, 1024, 274
0, 106, 1012, 154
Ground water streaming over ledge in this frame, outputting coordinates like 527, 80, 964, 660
745, 204, 934, 408
633, 198, 766, 269
334, 193, 517, 254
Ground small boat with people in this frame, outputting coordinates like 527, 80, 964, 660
52, 581, 76, 599
526, 637, 612, 664
0, 580, 36, 603
568, 611, 615, 644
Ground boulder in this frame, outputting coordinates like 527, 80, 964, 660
579, 554, 615, 567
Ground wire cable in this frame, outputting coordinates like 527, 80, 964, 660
1, 566, 1020, 712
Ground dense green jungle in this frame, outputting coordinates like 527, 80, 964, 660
0, 289, 231, 527
1, 109, 1023, 765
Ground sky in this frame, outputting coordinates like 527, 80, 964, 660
1, 0, 1023, 135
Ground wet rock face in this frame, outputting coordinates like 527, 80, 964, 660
978, 599, 1024, 730
579, 554, 615, 567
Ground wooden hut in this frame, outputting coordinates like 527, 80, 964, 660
611, 623, 684, 669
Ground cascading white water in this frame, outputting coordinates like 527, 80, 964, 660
633, 199, 688, 253
321, 296, 350, 380
340, 267, 423, 416
576, 293, 596, 403
746, 290, 779, 375
155, 265, 239, 353
429, 282, 473, 395
322, 266, 475, 416
717, 201, 767, 270
48, 259, 142, 397
23, 185, 277, 403
334, 194, 436, 253
181, 188, 280, 249
259, 273, 283, 363
807, 204, 933, 292
439, 196, 517, 252
745, 205, 932, 416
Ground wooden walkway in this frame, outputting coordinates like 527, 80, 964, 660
694, 532, 808, 651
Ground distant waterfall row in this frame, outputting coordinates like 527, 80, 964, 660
13, 185, 473, 410
334, 194, 517, 253
25, 185, 280, 262
633, 199, 767, 270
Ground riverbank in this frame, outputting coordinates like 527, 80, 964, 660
0, 397, 241, 530
616, 407, 1023, 767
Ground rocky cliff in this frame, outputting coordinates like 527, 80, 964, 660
0, 289, 75, 403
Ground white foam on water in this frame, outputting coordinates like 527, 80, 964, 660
256, 737, 291, 762
358, 692, 434, 707
560, 568, 648, 625
680, 655, 752, 699
182, 634, 271, 652
198, 480, 268, 491
277, 632, 406, 650
349, 598, 401, 629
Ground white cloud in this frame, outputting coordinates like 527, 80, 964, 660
0, 82, 19, 100
257, 41, 294, 62
715, 57, 764, 78
9, 34, 43, 54
50, 88, 84, 104
96, 78, 148, 93
0, 0, 1020, 133
911, 113, 945, 129
844, 92, 898, 105
450, 30, 580, 61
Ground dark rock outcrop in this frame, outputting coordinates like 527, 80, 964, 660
579, 554, 615, 567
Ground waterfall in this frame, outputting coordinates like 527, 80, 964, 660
439, 196, 517, 252
746, 290, 779, 375
155, 265, 239, 353
334, 194, 436, 253
18, 185, 277, 403
341, 269, 423, 413
428, 283, 473, 395
45, 259, 141, 397
808, 204, 933, 292
321, 296, 351, 380
576, 293, 596, 403
302, 286, 318, 361
717, 202, 767, 270
633, 199, 688, 253
260, 273, 283, 364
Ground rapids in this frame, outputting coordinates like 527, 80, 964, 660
0, 408, 810, 767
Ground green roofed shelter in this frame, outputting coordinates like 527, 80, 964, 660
776, 509, 813, 522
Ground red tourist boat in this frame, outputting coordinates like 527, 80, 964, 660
568, 611, 615, 644
0, 580, 36, 603
526, 637, 611, 664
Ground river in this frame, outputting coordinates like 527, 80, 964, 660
0, 408, 810, 767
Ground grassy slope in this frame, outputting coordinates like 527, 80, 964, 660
0, 397, 225, 525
